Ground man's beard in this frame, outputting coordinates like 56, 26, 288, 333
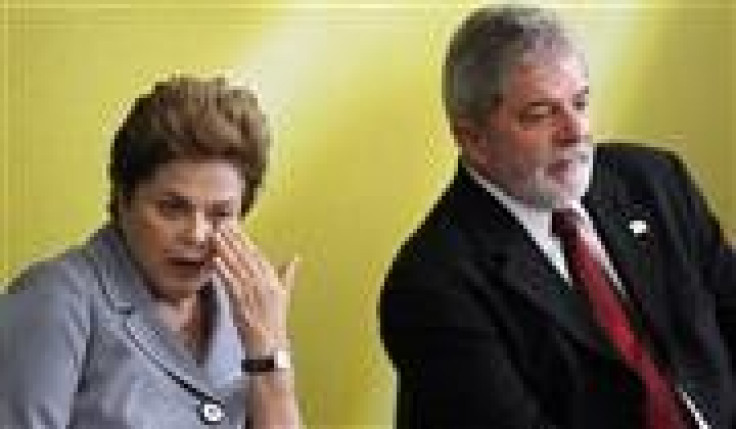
517, 145, 594, 210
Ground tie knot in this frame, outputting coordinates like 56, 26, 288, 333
551, 209, 579, 239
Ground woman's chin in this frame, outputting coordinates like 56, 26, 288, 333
150, 273, 213, 302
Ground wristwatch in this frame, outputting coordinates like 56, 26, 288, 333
241, 349, 291, 373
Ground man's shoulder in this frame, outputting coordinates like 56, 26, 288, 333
391, 203, 466, 269
595, 142, 682, 177
386, 192, 479, 283
592, 141, 694, 196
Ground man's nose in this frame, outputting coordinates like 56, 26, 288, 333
557, 107, 589, 146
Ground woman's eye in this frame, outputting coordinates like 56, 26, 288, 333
211, 211, 235, 220
157, 200, 188, 217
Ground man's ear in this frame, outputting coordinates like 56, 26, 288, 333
451, 116, 491, 167
451, 116, 482, 148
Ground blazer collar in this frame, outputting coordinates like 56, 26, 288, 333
85, 224, 151, 315
82, 224, 244, 399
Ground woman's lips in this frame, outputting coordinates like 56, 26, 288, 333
168, 257, 211, 276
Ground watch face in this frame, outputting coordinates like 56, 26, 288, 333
242, 349, 291, 373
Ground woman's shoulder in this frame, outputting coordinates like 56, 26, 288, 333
0, 232, 106, 428
0, 226, 120, 330
5, 242, 97, 300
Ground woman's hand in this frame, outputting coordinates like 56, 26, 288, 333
212, 225, 298, 356
212, 226, 303, 428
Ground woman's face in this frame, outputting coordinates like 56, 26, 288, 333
117, 159, 245, 302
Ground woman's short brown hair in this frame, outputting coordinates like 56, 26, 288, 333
109, 76, 270, 216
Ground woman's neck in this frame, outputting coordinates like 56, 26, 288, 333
156, 294, 209, 364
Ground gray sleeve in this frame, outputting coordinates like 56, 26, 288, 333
0, 258, 92, 428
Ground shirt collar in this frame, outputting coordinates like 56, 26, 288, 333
463, 164, 589, 238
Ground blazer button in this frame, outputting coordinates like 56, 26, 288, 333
198, 400, 225, 425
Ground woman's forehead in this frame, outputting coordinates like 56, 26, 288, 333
140, 159, 245, 199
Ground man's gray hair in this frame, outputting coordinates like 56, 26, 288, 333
443, 5, 583, 124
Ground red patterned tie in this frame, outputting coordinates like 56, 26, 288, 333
551, 210, 688, 429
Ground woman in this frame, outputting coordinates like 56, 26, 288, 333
0, 76, 301, 428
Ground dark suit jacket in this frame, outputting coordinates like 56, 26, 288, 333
379, 144, 736, 429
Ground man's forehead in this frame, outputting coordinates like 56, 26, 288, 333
502, 53, 589, 100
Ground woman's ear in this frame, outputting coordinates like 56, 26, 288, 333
112, 189, 131, 221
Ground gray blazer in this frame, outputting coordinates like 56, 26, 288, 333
0, 225, 249, 428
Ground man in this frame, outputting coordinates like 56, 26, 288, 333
379, 6, 736, 429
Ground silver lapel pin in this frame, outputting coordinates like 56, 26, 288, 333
628, 219, 648, 236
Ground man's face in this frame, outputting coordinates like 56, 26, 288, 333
117, 159, 244, 302
460, 53, 593, 209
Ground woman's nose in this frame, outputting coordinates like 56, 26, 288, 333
183, 212, 213, 247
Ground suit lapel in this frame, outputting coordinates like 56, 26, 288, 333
449, 159, 678, 362
449, 168, 617, 358
497, 238, 617, 357
584, 165, 675, 361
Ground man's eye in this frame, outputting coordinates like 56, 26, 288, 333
520, 109, 551, 124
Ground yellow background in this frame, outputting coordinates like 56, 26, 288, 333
1, 1, 734, 427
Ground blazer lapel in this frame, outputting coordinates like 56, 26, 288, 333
201, 278, 245, 390
123, 309, 218, 399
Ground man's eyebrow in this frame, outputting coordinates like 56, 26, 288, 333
521, 100, 557, 110
522, 86, 590, 108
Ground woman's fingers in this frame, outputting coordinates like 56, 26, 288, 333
210, 225, 295, 351
214, 255, 256, 325
213, 233, 256, 286
216, 227, 279, 292
278, 256, 300, 297
213, 228, 257, 277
